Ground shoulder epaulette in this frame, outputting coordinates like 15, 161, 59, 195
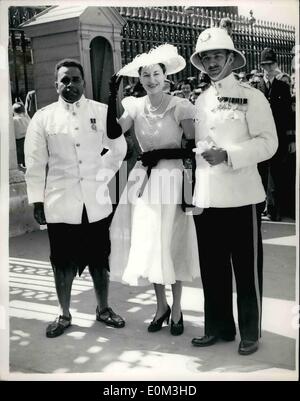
38, 102, 57, 112
238, 81, 252, 89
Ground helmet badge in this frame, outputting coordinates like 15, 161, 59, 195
200, 32, 211, 42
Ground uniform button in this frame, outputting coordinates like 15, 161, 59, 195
80, 178, 83, 181
76, 143, 80, 147
72, 112, 76, 116
75, 127, 79, 130
79, 160, 82, 164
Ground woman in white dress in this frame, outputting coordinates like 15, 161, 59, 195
106, 44, 200, 335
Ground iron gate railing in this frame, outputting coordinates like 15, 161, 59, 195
9, 6, 296, 101
118, 6, 295, 85
9, 6, 47, 103
9, 28, 33, 103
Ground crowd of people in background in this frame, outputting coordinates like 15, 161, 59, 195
122, 64, 296, 105
123, 72, 211, 104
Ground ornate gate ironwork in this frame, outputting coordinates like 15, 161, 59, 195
118, 6, 295, 84
9, 6, 47, 103
9, 6, 296, 101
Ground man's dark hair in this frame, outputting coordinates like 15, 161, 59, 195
179, 79, 194, 91
55, 58, 85, 80
138, 63, 166, 76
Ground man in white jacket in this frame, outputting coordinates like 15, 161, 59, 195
25, 59, 127, 338
190, 27, 278, 355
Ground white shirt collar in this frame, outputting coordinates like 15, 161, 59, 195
58, 94, 86, 110
211, 73, 238, 95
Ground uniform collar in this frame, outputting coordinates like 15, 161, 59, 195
58, 94, 86, 110
211, 73, 238, 95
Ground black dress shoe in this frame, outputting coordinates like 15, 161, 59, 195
192, 334, 235, 347
148, 305, 171, 332
191, 334, 219, 347
170, 312, 184, 336
238, 340, 259, 355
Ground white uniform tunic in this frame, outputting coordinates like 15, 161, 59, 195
25, 95, 127, 224
193, 73, 278, 208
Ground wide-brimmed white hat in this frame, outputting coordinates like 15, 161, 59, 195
190, 27, 246, 72
117, 44, 186, 77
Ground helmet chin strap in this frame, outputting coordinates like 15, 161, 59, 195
207, 53, 234, 82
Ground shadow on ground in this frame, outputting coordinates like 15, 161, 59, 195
8, 223, 297, 379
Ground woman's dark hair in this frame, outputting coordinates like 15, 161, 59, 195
138, 63, 166, 76
55, 58, 85, 80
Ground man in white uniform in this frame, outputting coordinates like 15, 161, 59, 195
25, 59, 127, 338
190, 27, 278, 355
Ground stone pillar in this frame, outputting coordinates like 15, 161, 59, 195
80, 32, 94, 100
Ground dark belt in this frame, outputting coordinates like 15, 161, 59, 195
137, 148, 194, 198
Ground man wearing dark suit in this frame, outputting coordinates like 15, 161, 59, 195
257, 48, 292, 221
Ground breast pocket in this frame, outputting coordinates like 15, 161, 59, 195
46, 126, 73, 156
46, 119, 71, 135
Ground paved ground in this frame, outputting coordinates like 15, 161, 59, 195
4, 220, 298, 381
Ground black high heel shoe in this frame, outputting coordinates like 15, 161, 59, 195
170, 312, 184, 336
148, 305, 171, 332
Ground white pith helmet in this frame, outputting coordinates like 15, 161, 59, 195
190, 27, 246, 72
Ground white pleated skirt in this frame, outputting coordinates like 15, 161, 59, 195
109, 159, 200, 286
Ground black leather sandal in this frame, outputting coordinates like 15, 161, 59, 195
46, 314, 72, 338
96, 306, 125, 328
